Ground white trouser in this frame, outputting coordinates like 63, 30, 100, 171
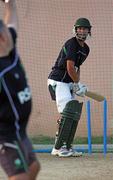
48, 79, 76, 113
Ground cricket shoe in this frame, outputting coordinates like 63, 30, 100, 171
51, 148, 59, 156
51, 146, 73, 157
69, 148, 82, 157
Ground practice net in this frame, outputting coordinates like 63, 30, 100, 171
0, 0, 113, 153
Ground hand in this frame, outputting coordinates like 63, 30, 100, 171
75, 83, 88, 97
1, 0, 10, 3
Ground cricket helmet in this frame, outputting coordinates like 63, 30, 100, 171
73, 18, 92, 41
74, 18, 92, 30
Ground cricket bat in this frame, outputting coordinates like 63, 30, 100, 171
85, 91, 105, 102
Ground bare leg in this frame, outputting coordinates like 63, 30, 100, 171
9, 173, 30, 180
28, 160, 41, 180
9, 161, 40, 180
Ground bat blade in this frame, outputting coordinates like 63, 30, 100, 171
85, 91, 105, 102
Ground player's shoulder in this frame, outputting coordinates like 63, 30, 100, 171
84, 42, 90, 52
8, 26, 17, 36
84, 42, 89, 48
65, 37, 76, 46
7, 26, 17, 44
65, 37, 75, 43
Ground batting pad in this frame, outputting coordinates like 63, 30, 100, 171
55, 100, 83, 149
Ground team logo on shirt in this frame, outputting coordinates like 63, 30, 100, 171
17, 87, 31, 104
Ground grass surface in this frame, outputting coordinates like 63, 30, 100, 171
30, 135, 113, 144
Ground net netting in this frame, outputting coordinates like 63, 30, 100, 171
0, 0, 113, 147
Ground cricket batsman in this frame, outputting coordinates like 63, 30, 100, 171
48, 17, 92, 157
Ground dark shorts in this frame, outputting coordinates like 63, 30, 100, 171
0, 136, 37, 177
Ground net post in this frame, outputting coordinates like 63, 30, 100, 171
86, 101, 92, 154
103, 99, 107, 156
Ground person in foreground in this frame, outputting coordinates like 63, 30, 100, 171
48, 17, 92, 157
0, 0, 40, 179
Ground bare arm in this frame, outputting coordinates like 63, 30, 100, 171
4, 0, 18, 32
67, 60, 80, 83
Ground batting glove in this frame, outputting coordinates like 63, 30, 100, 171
76, 83, 88, 97
73, 83, 80, 93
